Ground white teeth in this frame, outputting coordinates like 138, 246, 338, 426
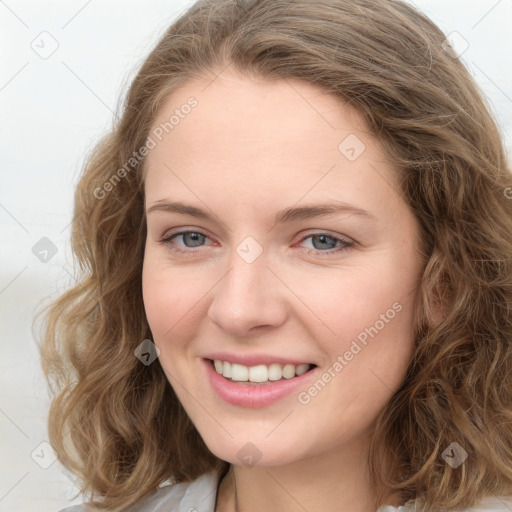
295, 364, 310, 376
282, 364, 296, 379
223, 361, 232, 378
248, 365, 268, 383
268, 363, 282, 381
231, 363, 248, 381
214, 360, 223, 374
212, 360, 313, 383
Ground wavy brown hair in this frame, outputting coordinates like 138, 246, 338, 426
37, 0, 512, 510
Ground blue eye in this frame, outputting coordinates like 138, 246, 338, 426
299, 234, 353, 255
159, 230, 353, 256
160, 230, 210, 253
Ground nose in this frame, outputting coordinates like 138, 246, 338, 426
207, 247, 288, 338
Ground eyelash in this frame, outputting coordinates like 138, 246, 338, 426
158, 229, 354, 256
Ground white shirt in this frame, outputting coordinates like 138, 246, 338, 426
58, 469, 512, 511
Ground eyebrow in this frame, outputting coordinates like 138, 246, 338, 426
146, 200, 376, 224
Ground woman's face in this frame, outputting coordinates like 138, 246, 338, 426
142, 69, 424, 467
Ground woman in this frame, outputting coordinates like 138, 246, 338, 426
40, 0, 512, 510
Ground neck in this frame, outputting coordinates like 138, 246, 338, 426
215, 433, 404, 512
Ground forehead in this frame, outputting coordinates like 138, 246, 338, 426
148, 68, 371, 160
143, 68, 400, 216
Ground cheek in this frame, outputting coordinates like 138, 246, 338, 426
142, 254, 196, 341
142, 251, 218, 371
296, 263, 410, 334
142, 264, 171, 337
311, 263, 417, 379
142, 264, 197, 381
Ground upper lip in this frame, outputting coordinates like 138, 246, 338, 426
202, 352, 315, 367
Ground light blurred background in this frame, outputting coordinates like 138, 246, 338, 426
1, 1, 511, 510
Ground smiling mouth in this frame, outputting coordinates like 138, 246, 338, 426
207, 358, 317, 385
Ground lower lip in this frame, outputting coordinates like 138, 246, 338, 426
203, 358, 318, 408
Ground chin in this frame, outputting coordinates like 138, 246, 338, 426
202, 433, 303, 469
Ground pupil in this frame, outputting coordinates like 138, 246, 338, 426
185, 232, 204, 247
312, 235, 336, 250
